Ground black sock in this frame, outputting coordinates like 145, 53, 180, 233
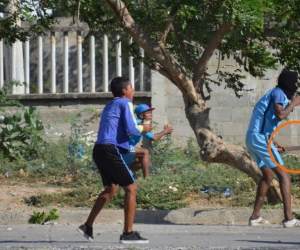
84, 223, 92, 229
123, 231, 133, 236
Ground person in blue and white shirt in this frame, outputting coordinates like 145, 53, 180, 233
246, 70, 300, 228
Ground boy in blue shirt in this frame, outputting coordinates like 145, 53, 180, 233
77, 77, 151, 243
246, 70, 300, 227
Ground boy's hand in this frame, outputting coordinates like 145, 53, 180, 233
291, 94, 300, 106
142, 123, 152, 133
164, 124, 173, 135
274, 140, 285, 153
276, 145, 285, 153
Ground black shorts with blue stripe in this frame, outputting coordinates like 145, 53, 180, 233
93, 144, 135, 187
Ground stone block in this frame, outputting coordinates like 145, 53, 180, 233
221, 122, 248, 137
206, 94, 221, 108
169, 123, 194, 137
209, 108, 233, 122
232, 108, 253, 122
233, 95, 249, 107
166, 96, 185, 108
218, 94, 236, 108
166, 108, 186, 124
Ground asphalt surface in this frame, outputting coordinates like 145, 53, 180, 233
1, 208, 300, 249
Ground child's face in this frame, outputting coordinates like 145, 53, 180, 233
141, 110, 152, 121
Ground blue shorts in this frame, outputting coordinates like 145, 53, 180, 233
245, 132, 283, 169
122, 153, 135, 166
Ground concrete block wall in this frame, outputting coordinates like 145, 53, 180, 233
3, 64, 300, 149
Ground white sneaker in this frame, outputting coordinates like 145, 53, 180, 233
249, 217, 270, 226
283, 218, 300, 228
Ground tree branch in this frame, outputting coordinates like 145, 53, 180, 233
73, 0, 81, 28
152, 64, 178, 86
173, 23, 197, 70
105, 0, 166, 64
160, 16, 175, 45
193, 21, 233, 91
105, 0, 194, 96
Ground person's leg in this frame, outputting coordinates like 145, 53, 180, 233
85, 184, 119, 227
272, 167, 292, 221
121, 182, 138, 233
140, 149, 150, 178
132, 147, 150, 178
130, 158, 142, 172
250, 167, 274, 220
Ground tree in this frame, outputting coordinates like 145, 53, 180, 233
73, 0, 300, 202
1, 0, 58, 93
0, 0, 57, 43
5, 0, 300, 202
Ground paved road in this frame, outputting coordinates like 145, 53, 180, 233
1, 223, 300, 250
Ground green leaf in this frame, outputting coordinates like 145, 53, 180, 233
7, 131, 21, 139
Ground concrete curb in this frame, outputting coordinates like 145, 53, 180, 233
1, 207, 300, 225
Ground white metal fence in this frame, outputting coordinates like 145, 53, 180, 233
0, 30, 149, 95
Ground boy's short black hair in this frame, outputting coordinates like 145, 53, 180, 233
110, 77, 130, 97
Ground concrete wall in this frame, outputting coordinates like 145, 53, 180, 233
3, 67, 300, 148
3, 42, 300, 148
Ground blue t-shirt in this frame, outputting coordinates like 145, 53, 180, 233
247, 87, 289, 136
95, 97, 142, 150
129, 118, 154, 147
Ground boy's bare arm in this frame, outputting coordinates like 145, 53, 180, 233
152, 124, 173, 141
274, 95, 300, 121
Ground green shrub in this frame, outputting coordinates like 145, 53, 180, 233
0, 80, 24, 109
0, 106, 47, 161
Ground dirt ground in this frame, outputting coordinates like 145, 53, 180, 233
0, 180, 235, 211
2, 182, 297, 212
0, 181, 70, 211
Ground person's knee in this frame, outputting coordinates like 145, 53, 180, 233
273, 167, 291, 182
262, 173, 274, 185
123, 182, 138, 195
278, 171, 291, 183
104, 185, 119, 198
140, 148, 149, 157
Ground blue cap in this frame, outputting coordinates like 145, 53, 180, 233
134, 104, 155, 116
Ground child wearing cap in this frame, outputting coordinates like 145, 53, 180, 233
123, 104, 173, 178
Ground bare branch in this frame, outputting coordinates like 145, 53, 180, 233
105, 0, 193, 95
173, 23, 197, 69
193, 21, 233, 91
105, 0, 167, 64
73, 0, 81, 28
160, 16, 175, 45
152, 64, 175, 84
